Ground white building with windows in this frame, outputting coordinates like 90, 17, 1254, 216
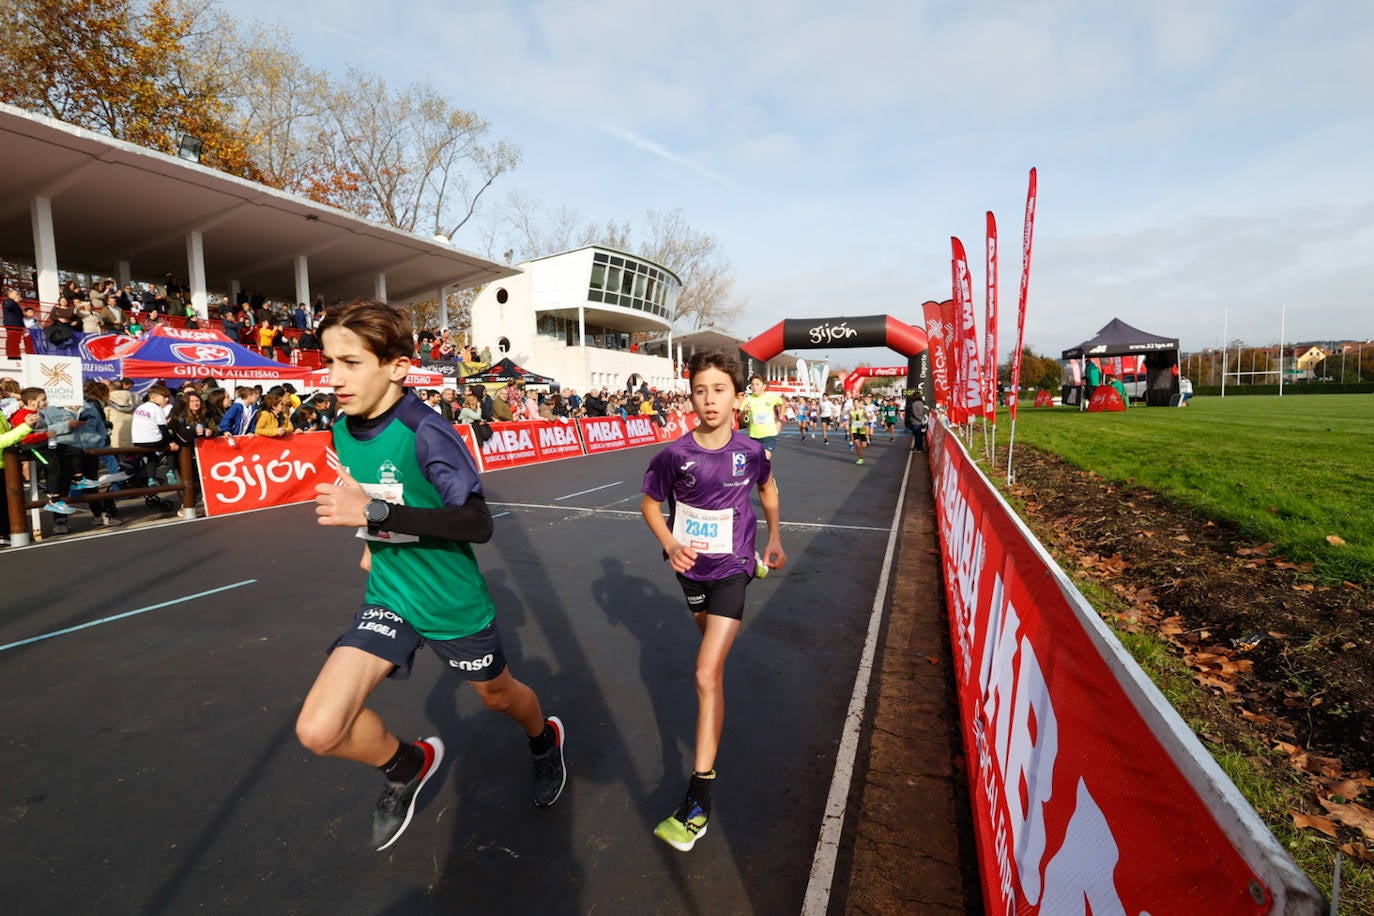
469, 246, 680, 393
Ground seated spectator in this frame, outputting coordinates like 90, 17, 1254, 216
254, 392, 295, 437
297, 326, 321, 350
22, 306, 40, 330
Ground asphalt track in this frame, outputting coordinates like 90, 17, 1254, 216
0, 427, 917, 915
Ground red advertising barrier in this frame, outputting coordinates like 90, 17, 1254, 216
476, 419, 585, 471
197, 431, 336, 517
194, 413, 702, 516
1087, 385, 1127, 412
927, 419, 1319, 913
1033, 390, 1054, 407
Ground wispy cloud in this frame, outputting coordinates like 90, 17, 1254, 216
604, 128, 741, 191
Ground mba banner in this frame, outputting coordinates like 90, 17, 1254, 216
478, 419, 585, 471
928, 419, 1319, 913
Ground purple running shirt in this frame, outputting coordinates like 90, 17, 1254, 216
642, 429, 772, 582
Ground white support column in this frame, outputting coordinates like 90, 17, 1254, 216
374, 274, 387, 302
117, 261, 132, 287
437, 286, 448, 330
294, 255, 310, 310
578, 306, 586, 347
30, 196, 59, 307
230, 279, 240, 306
186, 230, 208, 318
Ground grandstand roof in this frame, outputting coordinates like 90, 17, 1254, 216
0, 103, 516, 304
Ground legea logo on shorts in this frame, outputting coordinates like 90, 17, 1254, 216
449, 653, 495, 671
171, 343, 235, 365
731, 453, 747, 476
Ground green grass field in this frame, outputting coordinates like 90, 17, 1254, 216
993, 393, 1374, 584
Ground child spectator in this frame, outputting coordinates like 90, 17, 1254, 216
219, 387, 261, 435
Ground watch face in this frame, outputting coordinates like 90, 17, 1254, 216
366, 500, 389, 523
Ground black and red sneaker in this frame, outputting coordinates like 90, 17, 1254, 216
532, 716, 566, 808
372, 737, 444, 851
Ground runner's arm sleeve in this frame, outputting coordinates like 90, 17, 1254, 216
377, 494, 493, 543
381, 413, 492, 543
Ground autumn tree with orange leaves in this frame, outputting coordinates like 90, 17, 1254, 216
0, 0, 256, 176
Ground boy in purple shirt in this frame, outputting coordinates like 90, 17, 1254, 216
640, 350, 786, 851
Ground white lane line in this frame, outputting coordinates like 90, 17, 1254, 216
487, 502, 886, 532
802, 450, 913, 915
554, 481, 623, 501
0, 579, 258, 654
492, 511, 511, 519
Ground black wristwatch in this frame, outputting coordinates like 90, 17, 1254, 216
364, 498, 391, 534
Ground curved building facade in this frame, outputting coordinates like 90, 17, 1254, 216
469, 246, 680, 393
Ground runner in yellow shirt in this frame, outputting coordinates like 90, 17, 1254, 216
738, 375, 784, 460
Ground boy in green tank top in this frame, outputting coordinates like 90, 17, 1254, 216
296, 299, 566, 853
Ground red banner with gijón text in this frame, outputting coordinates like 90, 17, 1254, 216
195, 414, 703, 516
927, 418, 1319, 913
197, 431, 334, 517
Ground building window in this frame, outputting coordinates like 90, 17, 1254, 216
590, 264, 605, 290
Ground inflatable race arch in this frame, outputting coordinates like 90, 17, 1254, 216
738, 315, 928, 398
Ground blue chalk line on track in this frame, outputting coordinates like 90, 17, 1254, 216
0, 579, 258, 653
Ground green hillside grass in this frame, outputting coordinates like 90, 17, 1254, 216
995, 394, 1374, 583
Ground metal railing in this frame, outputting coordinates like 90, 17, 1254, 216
3, 443, 198, 546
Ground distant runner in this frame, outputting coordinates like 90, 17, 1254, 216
739, 374, 784, 459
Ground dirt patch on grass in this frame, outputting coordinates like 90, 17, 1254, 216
1005, 445, 1373, 769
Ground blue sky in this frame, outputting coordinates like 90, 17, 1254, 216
231, 0, 1374, 367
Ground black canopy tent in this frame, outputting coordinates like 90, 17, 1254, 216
1062, 318, 1181, 406
460, 357, 557, 387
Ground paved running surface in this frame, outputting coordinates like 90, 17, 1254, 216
0, 430, 919, 915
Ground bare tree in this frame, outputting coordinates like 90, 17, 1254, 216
311, 67, 520, 237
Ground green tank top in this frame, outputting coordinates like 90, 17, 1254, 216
334, 417, 495, 640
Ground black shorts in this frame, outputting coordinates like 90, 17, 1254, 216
851, 430, 868, 442
675, 572, 749, 620
331, 604, 508, 682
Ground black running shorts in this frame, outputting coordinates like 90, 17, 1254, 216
331, 604, 508, 682
675, 572, 750, 620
